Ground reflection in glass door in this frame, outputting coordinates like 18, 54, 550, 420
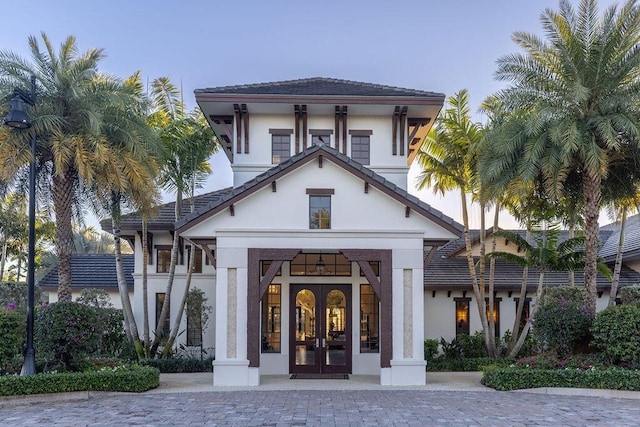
290, 284, 351, 374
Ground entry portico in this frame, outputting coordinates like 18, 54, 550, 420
176, 143, 461, 386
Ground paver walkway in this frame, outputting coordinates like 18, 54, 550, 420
2, 373, 640, 426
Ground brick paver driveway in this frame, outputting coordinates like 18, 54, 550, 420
2, 390, 639, 426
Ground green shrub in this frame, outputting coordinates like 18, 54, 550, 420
533, 286, 593, 356
439, 337, 463, 359
427, 357, 515, 372
458, 332, 487, 358
617, 285, 640, 305
0, 282, 44, 315
591, 304, 640, 366
515, 352, 603, 370
140, 357, 214, 373
96, 307, 126, 357
35, 302, 101, 372
424, 339, 439, 361
0, 365, 159, 396
0, 307, 24, 373
482, 367, 640, 391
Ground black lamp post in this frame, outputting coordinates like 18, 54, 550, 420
3, 75, 37, 375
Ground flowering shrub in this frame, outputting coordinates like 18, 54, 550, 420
0, 307, 24, 374
533, 287, 593, 356
591, 304, 640, 366
34, 302, 101, 372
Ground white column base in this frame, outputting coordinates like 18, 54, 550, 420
380, 359, 426, 386
212, 360, 260, 386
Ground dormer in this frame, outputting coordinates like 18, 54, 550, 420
195, 77, 443, 190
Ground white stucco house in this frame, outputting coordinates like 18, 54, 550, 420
99, 77, 640, 387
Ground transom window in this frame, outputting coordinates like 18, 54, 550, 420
309, 195, 331, 229
272, 134, 291, 164
290, 253, 351, 276
351, 135, 370, 165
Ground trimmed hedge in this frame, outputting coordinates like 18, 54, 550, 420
482, 367, 640, 391
140, 357, 213, 373
0, 366, 159, 396
428, 357, 515, 372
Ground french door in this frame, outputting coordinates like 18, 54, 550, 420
289, 284, 352, 374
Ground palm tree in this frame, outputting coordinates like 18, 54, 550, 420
481, 0, 640, 315
415, 89, 499, 357
0, 33, 149, 301
489, 226, 611, 356
148, 77, 217, 355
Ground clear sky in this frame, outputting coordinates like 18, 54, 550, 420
0, 0, 622, 228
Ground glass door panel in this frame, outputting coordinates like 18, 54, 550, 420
294, 289, 317, 367
325, 290, 347, 368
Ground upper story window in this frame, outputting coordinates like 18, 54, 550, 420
270, 129, 294, 164
156, 247, 172, 273
186, 246, 203, 273
351, 135, 370, 165
307, 189, 334, 229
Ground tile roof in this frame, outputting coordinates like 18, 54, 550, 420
100, 187, 233, 233
38, 254, 134, 291
425, 231, 640, 292
195, 77, 444, 98
599, 214, 640, 261
175, 143, 463, 235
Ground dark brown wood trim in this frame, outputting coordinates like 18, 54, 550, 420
259, 260, 284, 298
247, 248, 300, 368
191, 238, 217, 269
405, 206, 411, 217
294, 105, 300, 154
364, 182, 369, 194
272, 181, 277, 192
124, 236, 136, 253
229, 204, 235, 216
348, 129, 373, 136
302, 105, 308, 149
137, 231, 154, 264
154, 244, 173, 250
334, 106, 341, 150
454, 297, 472, 302
339, 249, 392, 368
241, 104, 249, 154
399, 106, 408, 156
210, 115, 234, 144
318, 155, 323, 168
424, 246, 438, 269
233, 104, 242, 154
341, 106, 347, 154
306, 188, 335, 195
269, 128, 294, 134
176, 148, 463, 237
309, 129, 334, 135
392, 106, 400, 156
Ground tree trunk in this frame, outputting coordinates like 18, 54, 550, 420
582, 170, 602, 315
568, 224, 575, 286
487, 204, 499, 357
151, 189, 183, 355
142, 217, 150, 356
509, 266, 545, 358
609, 209, 627, 306
460, 191, 490, 352
509, 229, 530, 354
52, 165, 75, 301
112, 195, 143, 359
0, 237, 8, 280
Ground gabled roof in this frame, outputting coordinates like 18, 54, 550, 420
38, 254, 134, 291
599, 214, 640, 261
425, 231, 640, 292
176, 143, 463, 236
195, 77, 444, 100
100, 187, 233, 233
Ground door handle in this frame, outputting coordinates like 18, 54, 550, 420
322, 338, 326, 348
316, 338, 319, 347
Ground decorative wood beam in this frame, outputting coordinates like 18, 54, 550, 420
432, 291, 437, 298
191, 238, 216, 269
399, 106, 408, 156
318, 155, 323, 168
405, 206, 411, 217
259, 260, 284, 298
272, 181, 277, 192
294, 105, 300, 154
210, 115, 234, 143
424, 245, 438, 269
392, 106, 400, 156
301, 105, 308, 149
229, 204, 235, 216
334, 106, 341, 150
233, 104, 242, 154
241, 104, 249, 154
342, 106, 348, 154
364, 182, 369, 194
137, 230, 153, 264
